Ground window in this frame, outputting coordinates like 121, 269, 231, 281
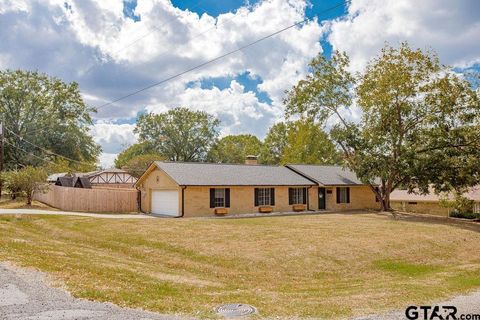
255, 188, 275, 206
289, 187, 306, 205
336, 187, 350, 204
214, 188, 225, 207
210, 188, 230, 208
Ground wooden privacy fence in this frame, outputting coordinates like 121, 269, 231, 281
34, 185, 138, 213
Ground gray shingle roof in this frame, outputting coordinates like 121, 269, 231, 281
286, 165, 370, 186
155, 162, 316, 186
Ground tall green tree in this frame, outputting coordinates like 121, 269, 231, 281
259, 120, 341, 165
259, 122, 287, 165
134, 107, 220, 162
281, 118, 342, 165
285, 43, 480, 211
121, 153, 165, 178
114, 142, 156, 169
207, 134, 262, 163
0, 70, 100, 170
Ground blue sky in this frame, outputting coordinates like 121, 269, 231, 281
0, 0, 479, 167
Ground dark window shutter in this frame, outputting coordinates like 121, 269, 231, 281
336, 187, 340, 203
288, 188, 293, 205
225, 188, 230, 208
302, 188, 307, 204
346, 187, 350, 203
254, 188, 259, 206
210, 189, 215, 208
270, 188, 275, 206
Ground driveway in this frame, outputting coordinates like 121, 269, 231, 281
0, 208, 154, 219
0, 263, 188, 320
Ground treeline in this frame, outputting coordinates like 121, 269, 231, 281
114, 108, 342, 177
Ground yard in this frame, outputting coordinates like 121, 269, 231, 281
0, 212, 479, 319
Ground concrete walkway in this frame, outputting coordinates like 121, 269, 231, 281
0, 262, 188, 320
0, 208, 154, 219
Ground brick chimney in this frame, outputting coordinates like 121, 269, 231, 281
245, 155, 258, 165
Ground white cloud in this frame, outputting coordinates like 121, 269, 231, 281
91, 121, 137, 159
328, 0, 480, 72
98, 153, 119, 169
146, 80, 276, 137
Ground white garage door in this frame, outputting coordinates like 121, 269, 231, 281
151, 190, 179, 216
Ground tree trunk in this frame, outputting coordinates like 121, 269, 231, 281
26, 193, 32, 206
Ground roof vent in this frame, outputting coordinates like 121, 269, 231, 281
245, 155, 258, 165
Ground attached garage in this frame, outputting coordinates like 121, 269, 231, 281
151, 190, 179, 216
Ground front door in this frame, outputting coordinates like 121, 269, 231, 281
318, 187, 326, 210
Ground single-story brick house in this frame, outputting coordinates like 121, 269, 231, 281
390, 187, 480, 217
135, 160, 380, 217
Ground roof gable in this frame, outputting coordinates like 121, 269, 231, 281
286, 164, 370, 186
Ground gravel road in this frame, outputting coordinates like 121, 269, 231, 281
0, 262, 188, 320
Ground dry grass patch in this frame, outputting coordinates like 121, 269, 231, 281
0, 213, 479, 319
0, 194, 55, 210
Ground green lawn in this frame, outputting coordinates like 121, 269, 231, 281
0, 213, 479, 319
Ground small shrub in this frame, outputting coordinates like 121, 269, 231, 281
4, 167, 47, 205
449, 211, 479, 220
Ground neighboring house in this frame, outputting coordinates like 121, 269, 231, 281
48, 169, 137, 189
55, 176, 92, 189
135, 160, 380, 217
87, 168, 137, 188
390, 187, 480, 217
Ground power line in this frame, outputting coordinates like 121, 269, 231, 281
82, 0, 208, 76
3, 140, 57, 165
4, 127, 94, 166
96, 1, 347, 110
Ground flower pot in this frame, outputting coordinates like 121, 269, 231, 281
214, 208, 228, 215
292, 204, 305, 212
259, 206, 273, 213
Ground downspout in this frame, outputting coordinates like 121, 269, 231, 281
135, 185, 144, 213
177, 186, 187, 218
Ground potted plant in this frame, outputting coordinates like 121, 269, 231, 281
259, 206, 273, 213
292, 204, 305, 212
214, 208, 228, 215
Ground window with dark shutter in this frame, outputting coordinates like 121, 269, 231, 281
270, 188, 275, 206
256, 188, 272, 206
211, 188, 226, 208
209, 189, 215, 208
289, 187, 306, 205
337, 187, 350, 204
